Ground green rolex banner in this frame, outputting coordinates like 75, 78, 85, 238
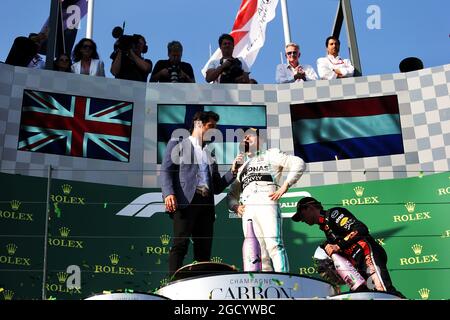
0, 171, 448, 300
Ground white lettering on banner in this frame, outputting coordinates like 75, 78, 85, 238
114, 192, 227, 218
66, 265, 81, 290
437, 187, 450, 195
393, 212, 431, 222
366, 5, 382, 30
66, 5, 82, 29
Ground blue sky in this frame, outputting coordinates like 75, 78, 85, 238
0, 0, 448, 83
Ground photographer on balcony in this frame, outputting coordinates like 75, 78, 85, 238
149, 41, 195, 83
111, 34, 152, 82
205, 34, 250, 84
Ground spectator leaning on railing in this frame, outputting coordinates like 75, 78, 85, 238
205, 33, 250, 84
71, 38, 105, 77
53, 53, 72, 73
317, 36, 354, 80
275, 42, 318, 83
150, 41, 195, 83
5, 29, 48, 68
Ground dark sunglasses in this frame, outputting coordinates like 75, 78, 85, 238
82, 45, 93, 49
286, 51, 298, 56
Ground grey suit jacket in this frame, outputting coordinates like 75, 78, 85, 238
161, 137, 235, 209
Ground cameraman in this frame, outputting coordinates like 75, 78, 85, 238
149, 41, 195, 83
205, 34, 250, 84
111, 34, 152, 82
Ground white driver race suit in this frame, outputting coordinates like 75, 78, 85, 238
227, 148, 305, 272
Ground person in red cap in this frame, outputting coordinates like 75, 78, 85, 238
292, 197, 404, 297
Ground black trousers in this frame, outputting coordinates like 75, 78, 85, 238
168, 193, 215, 276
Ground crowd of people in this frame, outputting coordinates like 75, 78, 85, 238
3, 31, 354, 84
4, 29, 408, 298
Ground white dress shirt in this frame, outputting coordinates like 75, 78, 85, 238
188, 136, 210, 190
275, 63, 318, 83
316, 54, 354, 80
71, 59, 105, 77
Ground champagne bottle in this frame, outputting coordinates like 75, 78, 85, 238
242, 219, 262, 271
330, 253, 366, 290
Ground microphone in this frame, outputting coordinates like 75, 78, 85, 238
234, 153, 245, 170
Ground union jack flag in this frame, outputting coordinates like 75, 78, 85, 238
18, 90, 133, 162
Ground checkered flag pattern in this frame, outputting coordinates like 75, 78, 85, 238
1, 63, 449, 188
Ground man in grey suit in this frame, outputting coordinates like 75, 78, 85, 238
161, 111, 242, 276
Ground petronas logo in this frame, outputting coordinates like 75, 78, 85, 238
353, 186, 364, 197
3, 290, 14, 300
109, 253, 120, 265
6, 243, 17, 255
59, 227, 70, 238
412, 244, 423, 255
404, 202, 415, 213
10, 200, 21, 211
418, 288, 430, 300
57, 272, 68, 284
160, 234, 170, 245
211, 256, 223, 263
62, 184, 72, 195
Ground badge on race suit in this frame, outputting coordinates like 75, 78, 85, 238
339, 217, 349, 226
331, 209, 339, 218
343, 219, 355, 230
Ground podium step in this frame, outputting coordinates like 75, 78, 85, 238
158, 271, 336, 300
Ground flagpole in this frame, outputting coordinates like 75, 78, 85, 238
45, 0, 60, 70
280, 0, 291, 45
42, 165, 52, 300
86, 0, 94, 39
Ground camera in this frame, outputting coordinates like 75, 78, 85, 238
167, 64, 181, 82
110, 25, 147, 59
219, 58, 244, 83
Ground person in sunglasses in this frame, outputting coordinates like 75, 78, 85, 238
292, 197, 404, 297
71, 38, 105, 77
275, 42, 318, 83
317, 36, 354, 80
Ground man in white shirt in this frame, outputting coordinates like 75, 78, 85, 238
275, 42, 318, 83
205, 34, 250, 84
317, 36, 354, 80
